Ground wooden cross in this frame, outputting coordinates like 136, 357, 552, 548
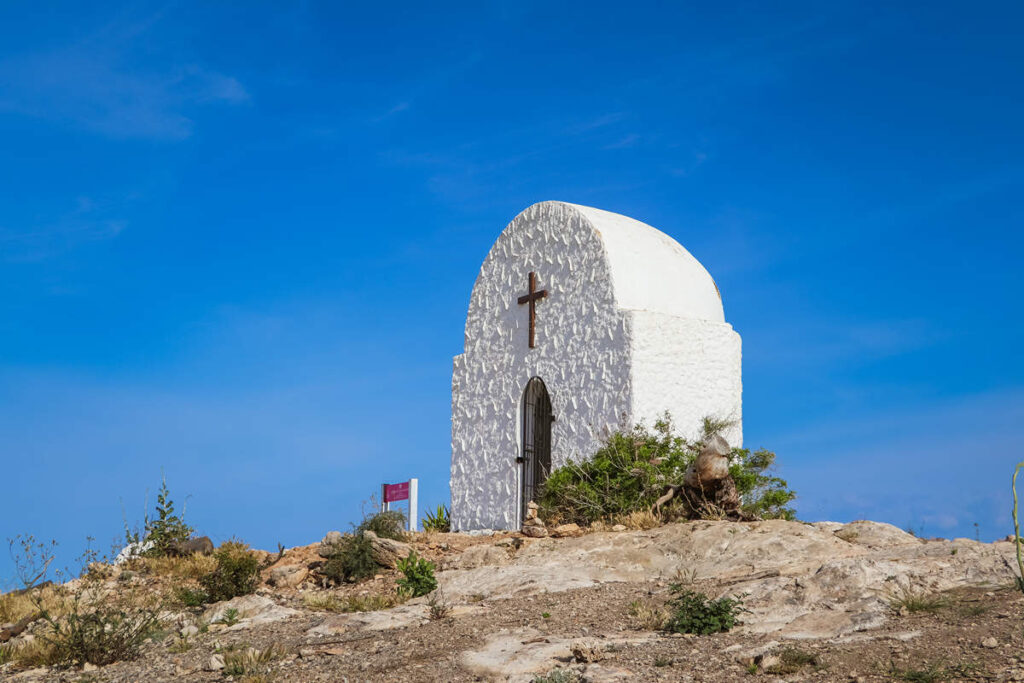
517, 271, 548, 349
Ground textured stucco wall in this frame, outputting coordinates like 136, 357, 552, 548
628, 311, 743, 447
451, 202, 633, 531
451, 201, 742, 531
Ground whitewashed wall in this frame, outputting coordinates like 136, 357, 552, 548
451, 201, 742, 531
451, 203, 633, 531
628, 312, 743, 447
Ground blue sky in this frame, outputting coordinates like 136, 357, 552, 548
2, 2, 1022, 581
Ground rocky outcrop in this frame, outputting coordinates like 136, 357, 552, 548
268, 564, 308, 588
318, 531, 345, 558
437, 518, 1019, 640
363, 530, 413, 569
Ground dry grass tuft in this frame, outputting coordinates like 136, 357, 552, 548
627, 599, 669, 630
223, 644, 286, 679
126, 554, 217, 581
1, 638, 58, 668
0, 585, 66, 624
302, 591, 407, 613
615, 510, 660, 530
888, 586, 950, 614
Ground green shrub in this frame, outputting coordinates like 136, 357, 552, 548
356, 510, 407, 541
729, 447, 796, 520
174, 586, 208, 607
321, 509, 409, 585
322, 534, 378, 584
396, 551, 437, 597
663, 587, 746, 635
199, 541, 260, 602
539, 416, 693, 526
422, 504, 451, 532
538, 414, 796, 525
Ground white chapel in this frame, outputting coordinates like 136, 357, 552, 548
450, 201, 742, 531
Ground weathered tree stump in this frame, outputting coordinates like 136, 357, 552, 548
652, 434, 753, 521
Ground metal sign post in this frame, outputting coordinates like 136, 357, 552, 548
381, 478, 418, 532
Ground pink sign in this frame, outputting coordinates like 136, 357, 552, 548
383, 481, 409, 503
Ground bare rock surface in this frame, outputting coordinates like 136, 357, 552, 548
439, 519, 1017, 639
362, 530, 413, 568
203, 594, 300, 630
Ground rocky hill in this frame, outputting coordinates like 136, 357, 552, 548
2, 519, 1023, 682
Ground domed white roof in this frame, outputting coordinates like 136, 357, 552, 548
558, 202, 725, 323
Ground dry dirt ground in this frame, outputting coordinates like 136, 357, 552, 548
4, 520, 1024, 682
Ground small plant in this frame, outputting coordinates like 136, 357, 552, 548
199, 541, 260, 602
396, 551, 437, 597
218, 607, 241, 626
144, 476, 194, 557
654, 656, 673, 667
427, 590, 452, 620
422, 504, 451, 533
541, 611, 551, 619
888, 587, 949, 614
663, 587, 746, 635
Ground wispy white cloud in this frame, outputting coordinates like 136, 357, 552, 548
0, 13, 248, 140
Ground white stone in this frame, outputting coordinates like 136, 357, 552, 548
451, 201, 742, 530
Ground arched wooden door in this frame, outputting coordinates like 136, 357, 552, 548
520, 377, 553, 523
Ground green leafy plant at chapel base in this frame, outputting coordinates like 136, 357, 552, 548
537, 414, 796, 526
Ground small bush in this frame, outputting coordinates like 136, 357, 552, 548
199, 541, 260, 602
174, 586, 208, 607
356, 510, 407, 542
320, 509, 409, 585
538, 415, 796, 526
728, 448, 796, 520
427, 590, 451, 620
663, 587, 746, 635
396, 551, 437, 597
7, 535, 161, 667
322, 534, 378, 584
422, 504, 451, 533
